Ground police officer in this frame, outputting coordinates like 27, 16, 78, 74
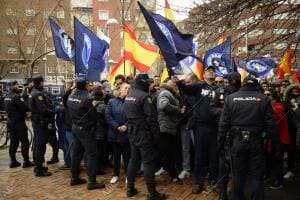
124, 74, 166, 200
212, 72, 241, 200
218, 77, 279, 200
4, 81, 34, 168
67, 78, 105, 190
29, 76, 53, 176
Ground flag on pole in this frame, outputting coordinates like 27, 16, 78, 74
239, 57, 277, 77
164, 0, 175, 24
138, 1, 194, 69
277, 47, 292, 80
203, 37, 232, 77
49, 17, 74, 62
74, 17, 109, 81
108, 57, 133, 85
124, 25, 159, 72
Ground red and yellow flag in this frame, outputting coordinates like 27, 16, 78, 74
165, 0, 176, 24
108, 57, 134, 85
218, 34, 226, 45
124, 25, 159, 72
277, 47, 292, 80
291, 70, 299, 83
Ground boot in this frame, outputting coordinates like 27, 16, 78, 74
46, 157, 59, 164
35, 167, 52, 177
147, 183, 166, 200
127, 182, 138, 197
87, 176, 105, 190
70, 177, 87, 186
34, 166, 48, 172
23, 160, 34, 168
10, 161, 21, 168
219, 184, 228, 200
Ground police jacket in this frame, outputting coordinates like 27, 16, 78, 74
105, 97, 128, 143
123, 85, 160, 138
177, 81, 218, 127
218, 85, 278, 148
4, 91, 28, 127
29, 87, 54, 122
157, 84, 181, 135
63, 89, 73, 132
67, 88, 97, 130
93, 99, 107, 140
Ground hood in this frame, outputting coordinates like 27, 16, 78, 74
160, 83, 179, 97
284, 84, 300, 101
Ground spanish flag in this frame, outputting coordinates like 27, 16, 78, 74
108, 57, 134, 85
124, 25, 159, 72
165, 0, 176, 24
277, 47, 292, 80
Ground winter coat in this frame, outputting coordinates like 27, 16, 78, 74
93, 99, 108, 140
105, 97, 128, 143
272, 102, 289, 144
157, 84, 181, 135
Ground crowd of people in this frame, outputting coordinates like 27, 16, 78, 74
2, 65, 300, 200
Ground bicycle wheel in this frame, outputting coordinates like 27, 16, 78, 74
0, 123, 8, 148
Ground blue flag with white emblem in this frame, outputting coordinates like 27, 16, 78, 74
239, 57, 277, 77
203, 38, 232, 77
49, 17, 74, 62
74, 17, 109, 81
138, 2, 194, 69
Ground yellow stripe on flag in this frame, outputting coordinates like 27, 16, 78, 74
279, 47, 292, 77
165, 0, 176, 24
160, 67, 169, 83
108, 57, 134, 85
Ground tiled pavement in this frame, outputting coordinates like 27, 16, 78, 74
1, 146, 300, 200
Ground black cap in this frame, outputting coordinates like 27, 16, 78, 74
205, 66, 216, 71
33, 76, 44, 86
243, 77, 258, 86
135, 74, 151, 82
75, 77, 87, 89
134, 74, 151, 92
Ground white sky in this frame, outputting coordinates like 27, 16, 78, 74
156, 0, 204, 21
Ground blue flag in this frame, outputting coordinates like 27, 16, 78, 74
49, 17, 74, 62
203, 38, 232, 77
74, 17, 109, 81
239, 57, 277, 77
138, 2, 194, 69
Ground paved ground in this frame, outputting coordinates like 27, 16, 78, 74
0, 146, 299, 200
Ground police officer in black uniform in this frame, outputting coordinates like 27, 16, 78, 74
67, 78, 105, 190
212, 72, 241, 200
4, 81, 34, 168
124, 74, 166, 200
218, 77, 279, 200
29, 76, 53, 176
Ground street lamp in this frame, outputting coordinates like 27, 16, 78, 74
105, 18, 119, 74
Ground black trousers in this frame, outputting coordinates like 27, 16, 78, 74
32, 120, 49, 168
96, 140, 106, 171
111, 142, 130, 176
71, 125, 98, 178
8, 125, 30, 162
127, 129, 157, 187
48, 130, 59, 159
231, 138, 265, 200
157, 133, 177, 178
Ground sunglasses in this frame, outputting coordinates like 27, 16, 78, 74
265, 93, 271, 96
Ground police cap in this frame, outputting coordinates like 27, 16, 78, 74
135, 74, 151, 82
205, 66, 216, 71
227, 72, 241, 82
243, 77, 258, 86
75, 77, 87, 89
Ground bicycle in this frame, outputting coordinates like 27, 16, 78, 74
0, 112, 33, 148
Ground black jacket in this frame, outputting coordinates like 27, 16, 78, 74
177, 81, 218, 128
29, 87, 54, 122
4, 91, 28, 128
123, 85, 160, 139
67, 88, 97, 130
63, 89, 73, 131
218, 85, 278, 149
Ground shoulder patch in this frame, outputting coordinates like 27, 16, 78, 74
38, 95, 43, 101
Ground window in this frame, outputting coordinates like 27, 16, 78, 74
273, 42, 288, 49
289, 0, 300, 4
26, 27, 36, 36
120, 11, 131, 21
273, 28, 288, 34
26, 47, 33, 54
248, 29, 263, 38
52, 87, 60, 95
44, 11, 51, 19
7, 47, 17, 54
237, 47, 247, 53
33, 66, 38, 73
79, 15, 91, 26
274, 13, 289, 19
57, 10, 65, 19
99, 10, 108, 20
48, 67, 56, 73
10, 66, 19, 73
6, 8, 16, 16
6, 28, 17, 35
25, 9, 35, 17
59, 66, 66, 73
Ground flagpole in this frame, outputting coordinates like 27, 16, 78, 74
122, 1, 126, 76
